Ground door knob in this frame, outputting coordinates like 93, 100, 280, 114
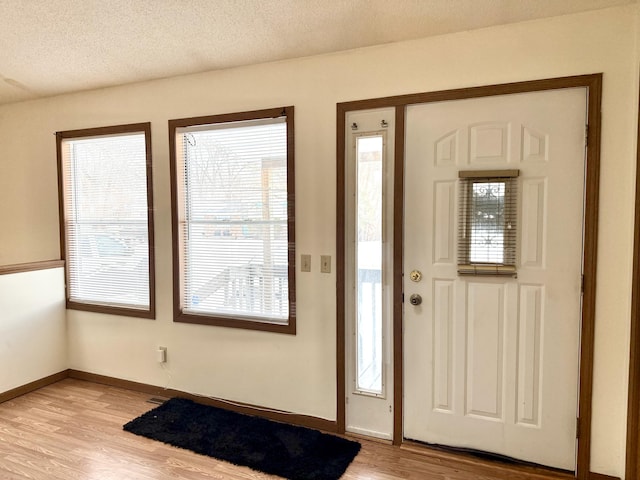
409, 294, 422, 306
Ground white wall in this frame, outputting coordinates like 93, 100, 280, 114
0, 5, 637, 478
0, 268, 67, 392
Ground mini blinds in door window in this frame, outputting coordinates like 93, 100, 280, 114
60, 132, 151, 310
458, 170, 519, 276
176, 117, 289, 323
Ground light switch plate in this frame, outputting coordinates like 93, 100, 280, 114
301, 254, 311, 272
321, 255, 331, 273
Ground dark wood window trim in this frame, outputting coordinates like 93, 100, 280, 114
168, 107, 296, 335
337, 74, 602, 480
0, 259, 64, 276
626, 76, 640, 480
56, 123, 156, 320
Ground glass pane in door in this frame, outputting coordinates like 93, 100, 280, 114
355, 135, 384, 395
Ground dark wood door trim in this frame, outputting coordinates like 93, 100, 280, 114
392, 105, 406, 445
336, 103, 347, 433
336, 74, 603, 479
625, 76, 640, 480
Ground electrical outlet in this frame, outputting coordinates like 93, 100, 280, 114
321, 255, 331, 273
301, 254, 311, 272
157, 346, 167, 363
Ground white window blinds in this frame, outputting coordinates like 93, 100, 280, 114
176, 116, 290, 323
59, 129, 152, 312
457, 170, 519, 276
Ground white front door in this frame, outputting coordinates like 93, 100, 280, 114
403, 88, 587, 470
345, 108, 395, 440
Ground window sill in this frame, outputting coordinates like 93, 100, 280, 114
66, 300, 155, 319
174, 311, 296, 335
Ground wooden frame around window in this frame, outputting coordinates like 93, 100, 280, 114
168, 107, 296, 334
55, 123, 156, 319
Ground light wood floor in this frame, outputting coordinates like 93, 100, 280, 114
0, 379, 573, 480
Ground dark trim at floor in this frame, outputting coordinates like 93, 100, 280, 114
588, 473, 621, 480
0, 370, 68, 403
66, 369, 337, 433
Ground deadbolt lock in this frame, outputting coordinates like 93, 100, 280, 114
409, 270, 422, 282
409, 294, 422, 306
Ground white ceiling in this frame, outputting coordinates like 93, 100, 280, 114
0, 0, 635, 105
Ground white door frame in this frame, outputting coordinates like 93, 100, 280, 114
336, 74, 602, 480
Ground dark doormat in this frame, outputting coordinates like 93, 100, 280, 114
123, 398, 361, 480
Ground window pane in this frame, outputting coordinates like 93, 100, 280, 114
179, 118, 289, 322
470, 181, 506, 263
61, 131, 151, 310
355, 135, 383, 394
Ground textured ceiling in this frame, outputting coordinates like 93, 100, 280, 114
0, 0, 635, 105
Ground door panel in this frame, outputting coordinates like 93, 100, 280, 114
403, 88, 586, 470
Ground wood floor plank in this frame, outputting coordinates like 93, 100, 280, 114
0, 379, 573, 480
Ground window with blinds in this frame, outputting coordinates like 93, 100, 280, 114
457, 170, 519, 277
170, 107, 295, 333
56, 124, 155, 317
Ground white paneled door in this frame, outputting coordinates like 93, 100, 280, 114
403, 88, 587, 470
